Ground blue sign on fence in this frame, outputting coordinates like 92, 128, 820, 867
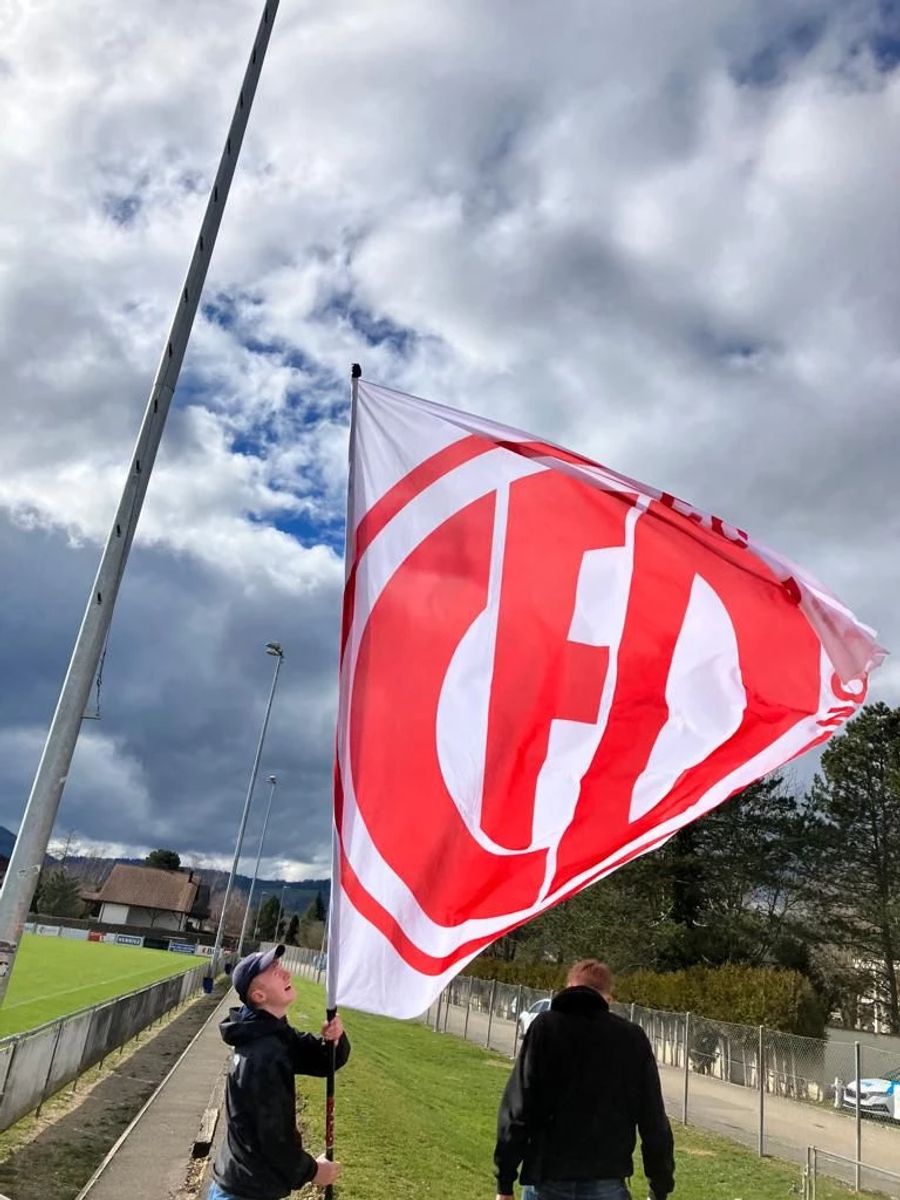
168, 941, 197, 955
114, 934, 143, 947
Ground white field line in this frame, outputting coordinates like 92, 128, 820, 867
3, 964, 189, 1012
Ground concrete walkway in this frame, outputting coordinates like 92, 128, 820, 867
76, 988, 234, 1200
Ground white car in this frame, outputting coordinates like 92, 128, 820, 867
842, 1068, 900, 1121
518, 997, 552, 1036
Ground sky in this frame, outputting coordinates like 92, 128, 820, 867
0, 0, 898, 882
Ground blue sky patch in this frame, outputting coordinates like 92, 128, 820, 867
870, 0, 900, 68
731, 15, 826, 87
318, 292, 418, 358
103, 192, 143, 226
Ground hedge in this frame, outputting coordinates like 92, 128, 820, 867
462, 958, 825, 1036
615, 965, 826, 1036
461, 958, 566, 989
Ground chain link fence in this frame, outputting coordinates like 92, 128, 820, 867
0, 962, 206, 1133
414, 974, 900, 1194
275, 949, 900, 1194
278, 945, 325, 982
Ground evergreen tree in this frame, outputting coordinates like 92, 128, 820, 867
36, 869, 85, 918
144, 849, 181, 871
520, 774, 809, 974
256, 894, 281, 942
286, 913, 301, 946
804, 704, 900, 1033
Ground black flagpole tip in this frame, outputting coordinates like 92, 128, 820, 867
351, 363, 362, 379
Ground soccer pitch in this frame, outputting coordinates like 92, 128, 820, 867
0, 934, 199, 1038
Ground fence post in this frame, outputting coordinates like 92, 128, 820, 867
443, 984, 451, 1033
682, 1012, 690, 1125
485, 979, 498, 1049
806, 1142, 816, 1200
463, 976, 473, 1041
758, 1025, 765, 1157
433, 989, 442, 1033
0, 1037, 20, 1113
854, 1041, 861, 1194
811, 1146, 817, 1200
512, 985, 524, 1057
35, 1021, 64, 1118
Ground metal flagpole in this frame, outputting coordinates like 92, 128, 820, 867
209, 643, 284, 978
274, 882, 288, 940
252, 895, 267, 941
324, 362, 361, 1200
237, 774, 278, 957
0, 0, 281, 1005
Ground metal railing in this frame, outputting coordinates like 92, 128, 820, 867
276, 945, 325, 982
0, 963, 207, 1132
271, 948, 900, 1195
803, 1146, 900, 1198
419, 974, 900, 1191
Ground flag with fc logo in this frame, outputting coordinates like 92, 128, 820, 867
327, 380, 884, 1018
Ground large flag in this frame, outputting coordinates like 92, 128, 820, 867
327, 380, 884, 1018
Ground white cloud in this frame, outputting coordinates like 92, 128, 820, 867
0, 0, 897, 866
0, 724, 154, 833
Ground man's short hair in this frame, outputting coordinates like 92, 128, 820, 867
567, 958, 613, 995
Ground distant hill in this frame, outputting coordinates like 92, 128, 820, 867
0, 826, 57, 866
61, 853, 330, 915
0, 827, 15, 860
189, 867, 331, 915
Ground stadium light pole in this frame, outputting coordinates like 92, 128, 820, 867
274, 882, 288, 940
208, 643, 283, 979
252, 888, 272, 940
0, 0, 281, 1008
237, 774, 277, 957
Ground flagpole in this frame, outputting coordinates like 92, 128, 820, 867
323, 362, 360, 1200
236, 773, 278, 957
0, 0, 281, 1006
208, 642, 284, 980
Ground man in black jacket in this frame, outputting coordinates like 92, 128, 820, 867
210, 944, 351, 1200
494, 959, 674, 1200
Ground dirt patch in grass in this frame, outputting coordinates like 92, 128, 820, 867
0, 984, 228, 1200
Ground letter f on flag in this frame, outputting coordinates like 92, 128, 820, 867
327, 379, 884, 1019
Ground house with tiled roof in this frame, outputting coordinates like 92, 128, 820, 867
82, 864, 210, 933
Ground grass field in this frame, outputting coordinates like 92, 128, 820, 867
288, 977, 882, 1200
0, 934, 198, 1038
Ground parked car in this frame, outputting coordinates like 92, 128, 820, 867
842, 1068, 900, 1121
518, 997, 552, 1036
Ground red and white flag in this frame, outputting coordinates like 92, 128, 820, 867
327, 380, 884, 1018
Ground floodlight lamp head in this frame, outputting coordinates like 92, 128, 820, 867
265, 641, 284, 658
267, 774, 277, 785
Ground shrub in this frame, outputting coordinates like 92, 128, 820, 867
462, 957, 825, 1035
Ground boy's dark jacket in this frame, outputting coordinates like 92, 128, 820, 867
213, 1004, 351, 1199
495, 986, 675, 1197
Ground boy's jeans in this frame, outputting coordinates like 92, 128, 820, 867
207, 1182, 258, 1200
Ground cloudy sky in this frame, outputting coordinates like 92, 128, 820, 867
1, 0, 898, 881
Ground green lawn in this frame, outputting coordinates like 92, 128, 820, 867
288, 976, 880, 1200
0, 934, 197, 1037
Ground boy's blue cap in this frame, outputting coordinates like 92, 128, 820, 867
232, 944, 285, 1004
